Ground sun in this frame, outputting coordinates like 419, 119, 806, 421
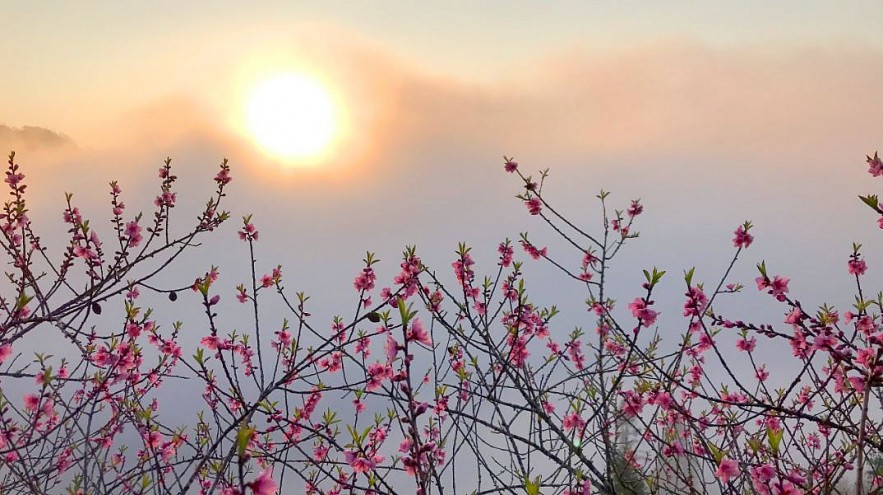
245, 73, 337, 161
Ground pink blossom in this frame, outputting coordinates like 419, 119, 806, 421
407, 318, 432, 346
154, 190, 177, 208
452, 253, 475, 287
651, 391, 673, 410
507, 334, 529, 367
236, 286, 248, 303
498, 242, 514, 267
567, 339, 586, 369
214, 164, 232, 186
628, 298, 658, 327
143, 430, 162, 448
812, 333, 835, 351
345, 451, 374, 474
621, 390, 644, 417
772, 480, 802, 495
848, 257, 868, 276
857, 315, 878, 335
849, 375, 867, 393
504, 159, 518, 173
627, 199, 643, 217
662, 441, 685, 457
239, 222, 258, 241
5, 171, 24, 187
353, 267, 376, 291
756, 365, 769, 382
385, 334, 399, 363
201, 335, 221, 351
715, 457, 739, 484
525, 197, 542, 215
276, 330, 292, 348
736, 336, 756, 352
249, 467, 277, 495
683, 286, 708, 317
313, 444, 329, 461
366, 362, 392, 391
791, 329, 810, 359
562, 412, 585, 432
23, 394, 40, 411
126, 286, 140, 300
73, 245, 97, 260
868, 152, 883, 177
750, 464, 776, 494
858, 347, 877, 368
0, 344, 11, 364
399, 438, 412, 453
124, 221, 143, 247
126, 322, 141, 339
757, 275, 790, 300
320, 352, 342, 373
733, 224, 754, 248
520, 239, 547, 260
56, 448, 73, 474
580, 252, 598, 280
784, 307, 803, 325
63, 207, 82, 225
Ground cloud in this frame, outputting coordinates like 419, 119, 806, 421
50, 28, 881, 192
378, 40, 883, 166
0, 124, 76, 153
46, 33, 880, 280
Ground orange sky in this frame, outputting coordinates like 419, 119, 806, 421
4, 3, 883, 169
3, 2, 883, 326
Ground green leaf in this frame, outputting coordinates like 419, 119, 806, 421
707, 443, 725, 464
524, 474, 541, 495
747, 436, 762, 453
236, 422, 255, 459
859, 194, 880, 210
398, 299, 412, 325
767, 427, 783, 455
652, 268, 666, 284
15, 292, 32, 311
193, 347, 205, 366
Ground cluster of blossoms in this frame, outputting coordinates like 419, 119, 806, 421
238, 216, 259, 241
627, 297, 658, 328
519, 236, 547, 260
6, 148, 883, 495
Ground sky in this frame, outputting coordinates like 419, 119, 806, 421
3, 0, 883, 403
4, 3, 883, 493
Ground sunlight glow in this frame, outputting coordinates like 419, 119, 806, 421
245, 73, 337, 161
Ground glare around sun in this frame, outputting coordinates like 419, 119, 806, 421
245, 73, 337, 162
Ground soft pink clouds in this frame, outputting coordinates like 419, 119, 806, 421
6, 31, 883, 196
